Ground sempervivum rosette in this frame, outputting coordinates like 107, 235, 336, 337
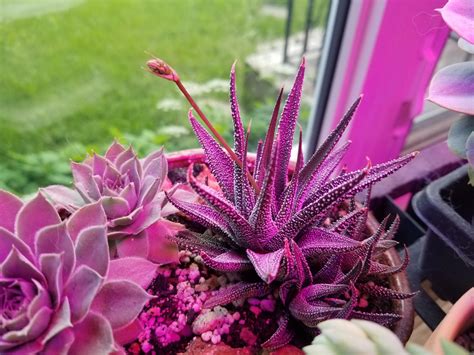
43, 142, 191, 263
0, 190, 157, 354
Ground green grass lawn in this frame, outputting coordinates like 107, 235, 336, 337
0, 0, 327, 194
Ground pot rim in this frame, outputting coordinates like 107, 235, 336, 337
165, 148, 414, 344
425, 288, 474, 355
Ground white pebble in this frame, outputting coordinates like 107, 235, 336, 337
201, 331, 212, 342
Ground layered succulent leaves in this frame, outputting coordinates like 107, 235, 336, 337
428, 0, 474, 183
43, 142, 189, 263
0, 190, 156, 354
168, 60, 416, 348
428, 0, 474, 115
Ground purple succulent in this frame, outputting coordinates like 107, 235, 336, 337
43, 142, 192, 263
0, 189, 157, 354
167, 60, 416, 348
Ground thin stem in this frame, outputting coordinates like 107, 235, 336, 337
175, 79, 260, 194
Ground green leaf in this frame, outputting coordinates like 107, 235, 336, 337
448, 116, 474, 158
440, 339, 469, 355
406, 343, 433, 355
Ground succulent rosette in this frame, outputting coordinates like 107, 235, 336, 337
43, 142, 192, 263
0, 190, 157, 354
166, 60, 416, 348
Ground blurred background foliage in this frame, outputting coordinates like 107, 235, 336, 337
0, 0, 327, 195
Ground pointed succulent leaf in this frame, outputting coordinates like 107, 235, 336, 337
69, 311, 115, 355
289, 295, 342, 327
100, 197, 130, 220
253, 139, 264, 183
274, 59, 305, 201
115, 147, 136, 172
229, 62, 245, 161
0, 189, 23, 232
256, 88, 283, 186
343, 153, 418, 196
297, 141, 351, 209
173, 230, 230, 256
299, 97, 361, 192
2, 306, 53, 345
351, 310, 402, 326
279, 167, 368, 240
298, 283, 348, 303
286, 238, 313, 287
233, 122, 253, 217
261, 313, 294, 350
329, 208, 368, 234
116, 231, 149, 260
383, 215, 400, 240
107, 257, 157, 289
335, 284, 358, 319
108, 202, 161, 238
39, 253, 63, 307
91, 280, 154, 329
166, 191, 234, 242
92, 153, 108, 176
105, 141, 126, 162
313, 255, 342, 283
2, 247, 45, 282
334, 260, 363, 285
120, 157, 142, 195
249, 142, 278, 240
204, 282, 270, 309
438, 0, 474, 44
15, 193, 61, 249
0, 227, 35, 264
188, 113, 235, 201
374, 240, 399, 257
275, 169, 299, 228
71, 162, 101, 201
201, 251, 253, 273
41, 299, 73, 345
187, 169, 255, 248
67, 201, 106, 242
298, 228, 362, 258
35, 221, 75, 281
41, 185, 83, 213
64, 265, 103, 323
358, 283, 416, 300
75, 225, 109, 277
246, 248, 285, 283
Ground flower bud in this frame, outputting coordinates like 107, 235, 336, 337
147, 58, 180, 82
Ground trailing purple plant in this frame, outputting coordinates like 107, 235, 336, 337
43, 141, 192, 263
149, 58, 417, 349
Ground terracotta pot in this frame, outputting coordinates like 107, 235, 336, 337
166, 149, 414, 345
425, 288, 474, 355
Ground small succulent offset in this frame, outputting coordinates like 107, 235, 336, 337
149, 58, 416, 348
0, 190, 157, 353
43, 141, 187, 263
303, 319, 468, 355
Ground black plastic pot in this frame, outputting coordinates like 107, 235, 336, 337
412, 165, 474, 302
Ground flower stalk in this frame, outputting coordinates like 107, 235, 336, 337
147, 57, 260, 193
